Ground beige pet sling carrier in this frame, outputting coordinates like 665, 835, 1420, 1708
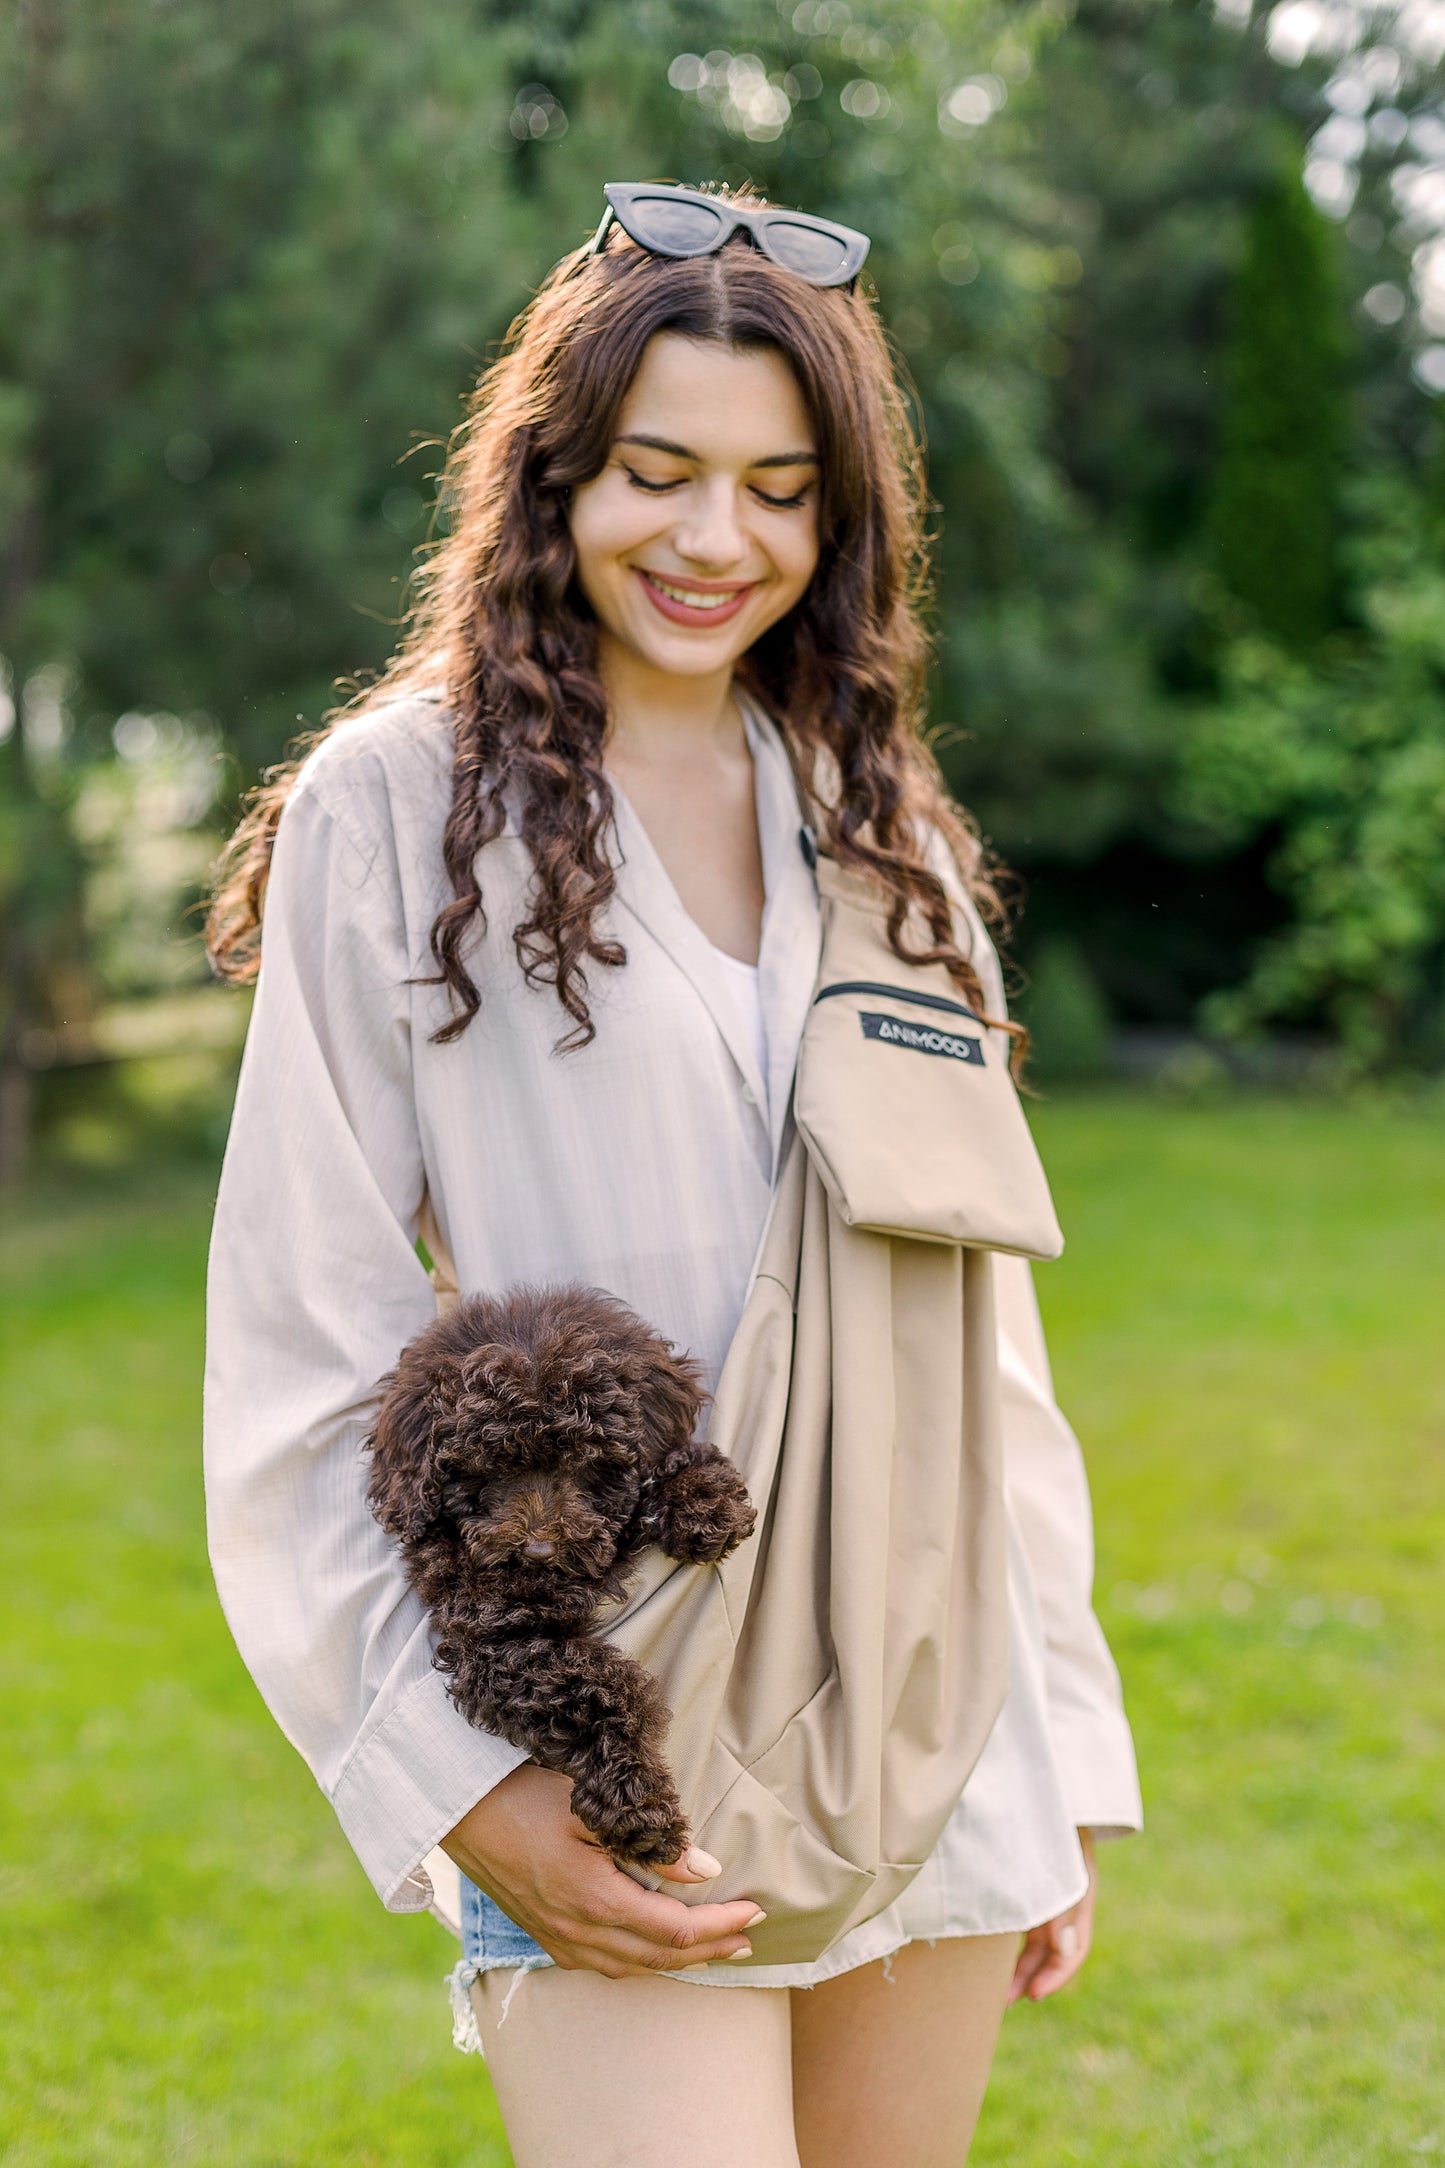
423, 851, 1062, 1968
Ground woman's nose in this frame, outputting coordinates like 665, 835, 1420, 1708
671, 481, 749, 570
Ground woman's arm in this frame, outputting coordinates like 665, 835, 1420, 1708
922, 822, 1142, 1840
204, 753, 764, 1965
994, 1252, 1143, 1839
204, 766, 530, 1913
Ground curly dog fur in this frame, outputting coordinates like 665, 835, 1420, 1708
367, 1285, 756, 1867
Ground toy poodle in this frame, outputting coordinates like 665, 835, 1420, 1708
367, 1284, 756, 1868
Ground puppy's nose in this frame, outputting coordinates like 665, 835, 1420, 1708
524, 1538, 556, 1561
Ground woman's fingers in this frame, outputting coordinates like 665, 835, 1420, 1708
536, 1904, 762, 1974
584, 1879, 764, 1961
1009, 1830, 1098, 2005
653, 1844, 724, 1883
1006, 1925, 1052, 2006
1008, 1917, 1083, 2004
527, 1859, 764, 1972
1021, 1919, 1084, 2000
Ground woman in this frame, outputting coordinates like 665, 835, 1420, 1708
204, 183, 1141, 2168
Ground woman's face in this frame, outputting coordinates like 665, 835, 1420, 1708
568, 332, 821, 683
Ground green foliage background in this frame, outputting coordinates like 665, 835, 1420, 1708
3, 0, 1445, 1145
5, 12, 1444, 2151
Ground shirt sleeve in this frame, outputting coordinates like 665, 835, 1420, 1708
202, 771, 527, 1914
921, 820, 1141, 1835
993, 1254, 1143, 1837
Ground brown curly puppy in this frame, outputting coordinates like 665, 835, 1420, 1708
366, 1285, 756, 1868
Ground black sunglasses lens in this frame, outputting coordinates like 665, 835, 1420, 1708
626, 195, 730, 254
761, 219, 853, 280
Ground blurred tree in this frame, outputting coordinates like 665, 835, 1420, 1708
0, 0, 553, 773
1019, 936, 1116, 1081
0, 710, 88, 1184
0, 0, 541, 1172
1206, 159, 1347, 650
1178, 475, 1445, 1066
2, 0, 1443, 1169
1033, 0, 1294, 568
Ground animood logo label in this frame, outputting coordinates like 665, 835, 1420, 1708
859, 1010, 984, 1065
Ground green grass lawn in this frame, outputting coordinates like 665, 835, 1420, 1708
3, 1093, 1443, 2166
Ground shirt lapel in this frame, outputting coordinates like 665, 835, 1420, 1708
741, 697, 823, 1173
604, 696, 822, 1167
607, 775, 772, 1120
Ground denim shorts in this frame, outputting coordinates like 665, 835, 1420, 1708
459, 1874, 555, 1975
446, 1875, 555, 2055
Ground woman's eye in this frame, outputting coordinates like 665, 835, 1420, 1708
752, 486, 811, 511
622, 466, 683, 495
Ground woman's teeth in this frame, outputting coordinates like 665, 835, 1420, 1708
646, 575, 745, 610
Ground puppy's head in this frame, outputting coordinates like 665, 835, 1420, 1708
367, 1284, 706, 1587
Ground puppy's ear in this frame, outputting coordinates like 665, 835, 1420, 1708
366, 1352, 464, 1546
634, 1344, 708, 1466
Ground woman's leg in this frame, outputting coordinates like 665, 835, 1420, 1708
789, 1933, 1019, 2168
470, 1966, 800, 2168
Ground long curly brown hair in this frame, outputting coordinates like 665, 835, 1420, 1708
207, 193, 1018, 1055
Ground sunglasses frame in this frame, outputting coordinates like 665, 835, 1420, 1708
589, 181, 870, 290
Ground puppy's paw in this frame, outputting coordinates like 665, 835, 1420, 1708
609, 1804, 693, 1870
654, 1457, 757, 1564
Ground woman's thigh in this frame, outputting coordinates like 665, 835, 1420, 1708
789, 1933, 1019, 2168
469, 1965, 800, 2168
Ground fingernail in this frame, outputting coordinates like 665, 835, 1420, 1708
725, 1945, 753, 1961
685, 1846, 722, 1879
745, 1910, 768, 1927
1059, 1924, 1079, 1960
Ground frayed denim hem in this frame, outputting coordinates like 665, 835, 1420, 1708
445, 1951, 553, 2056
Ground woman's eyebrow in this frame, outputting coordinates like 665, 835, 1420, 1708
615, 431, 819, 470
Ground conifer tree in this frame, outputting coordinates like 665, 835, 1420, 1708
1207, 159, 1346, 650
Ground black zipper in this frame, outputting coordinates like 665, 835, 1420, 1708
812, 979, 984, 1026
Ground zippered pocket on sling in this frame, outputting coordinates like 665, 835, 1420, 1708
796, 946, 1062, 1256
812, 979, 985, 1025
813, 980, 988, 1071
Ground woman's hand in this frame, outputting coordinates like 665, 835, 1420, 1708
441, 1763, 765, 1978
1007, 1828, 1097, 2005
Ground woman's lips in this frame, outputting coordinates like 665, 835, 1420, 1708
633, 567, 758, 628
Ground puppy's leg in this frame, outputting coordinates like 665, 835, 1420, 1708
446, 1635, 691, 1868
652, 1442, 756, 1564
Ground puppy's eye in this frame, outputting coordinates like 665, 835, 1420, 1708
442, 1473, 493, 1515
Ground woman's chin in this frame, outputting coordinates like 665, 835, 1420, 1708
614, 620, 755, 679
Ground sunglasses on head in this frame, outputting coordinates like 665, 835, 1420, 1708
589, 181, 870, 290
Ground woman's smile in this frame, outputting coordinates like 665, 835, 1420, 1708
632, 566, 761, 626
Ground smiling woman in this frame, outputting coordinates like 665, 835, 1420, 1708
201, 184, 1139, 2168
208, 195, 1015, 1051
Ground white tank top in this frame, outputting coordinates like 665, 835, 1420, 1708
708, 940, 768, 1101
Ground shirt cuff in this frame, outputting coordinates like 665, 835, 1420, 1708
329, 1664, 530, 1910
1049, 1698, 1144, 1839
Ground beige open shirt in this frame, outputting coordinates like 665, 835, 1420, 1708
203, 691, 1141, 1988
